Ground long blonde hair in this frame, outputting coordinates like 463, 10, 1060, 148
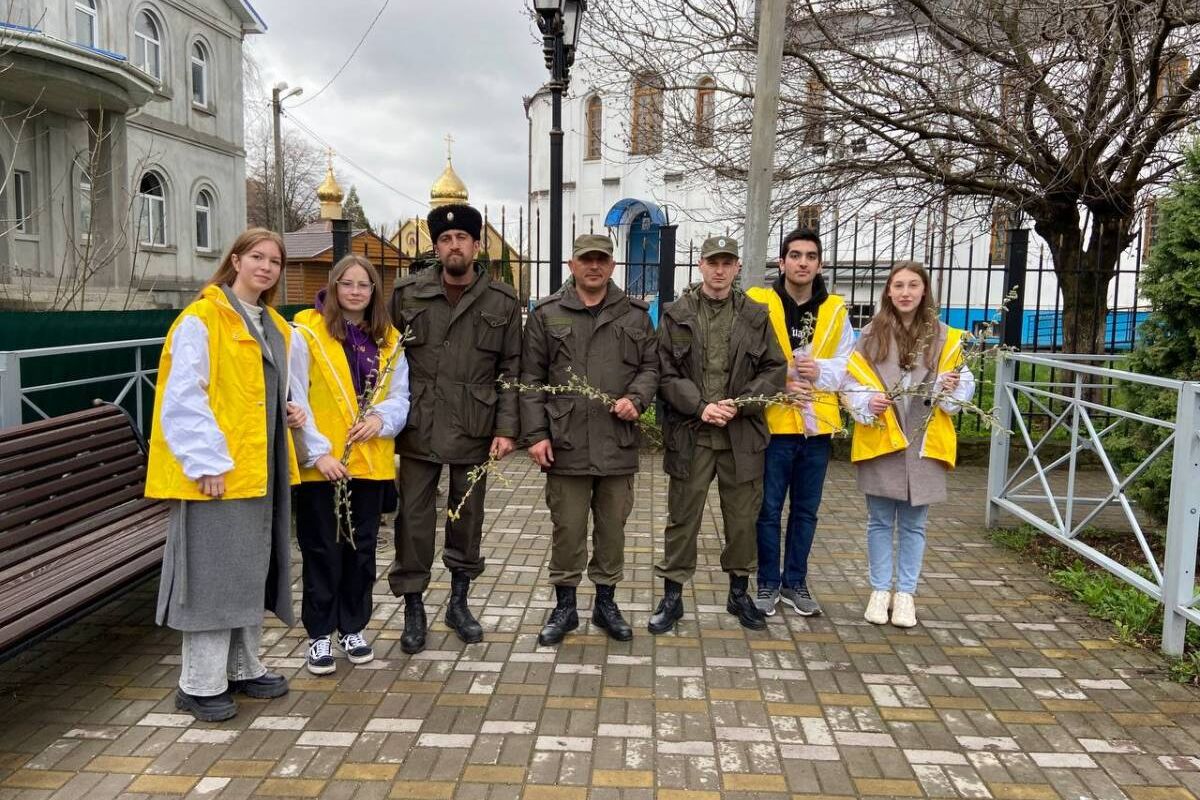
201, 228, 287, 306
322, 254, 393, 343
861, 261, 939, 371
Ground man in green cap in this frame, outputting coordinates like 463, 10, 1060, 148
649, 235, 787, 634
520, 233, 659, 646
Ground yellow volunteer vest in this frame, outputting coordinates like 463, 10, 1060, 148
292, 309, 401, 482
746, 285, 847, 435
847, 327, 965, 469
146, 285, 300, 501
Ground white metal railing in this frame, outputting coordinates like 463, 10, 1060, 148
0, 338, 165, 434
987, 351, 1200, 655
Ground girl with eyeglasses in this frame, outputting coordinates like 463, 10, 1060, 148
289, 254, 410, 674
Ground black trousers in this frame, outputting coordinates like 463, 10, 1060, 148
294, 479, 385, 639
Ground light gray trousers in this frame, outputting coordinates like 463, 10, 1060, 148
179, 625, 266, 696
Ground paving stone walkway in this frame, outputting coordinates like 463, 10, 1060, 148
1, 457, 1199, 800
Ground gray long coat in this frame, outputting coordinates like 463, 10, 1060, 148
854, 321, 953, 508
155, 287, 295, 630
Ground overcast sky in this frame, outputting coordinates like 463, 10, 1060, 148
247, 0, 546, 228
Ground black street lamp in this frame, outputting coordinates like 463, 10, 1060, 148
534, 0, 585, 294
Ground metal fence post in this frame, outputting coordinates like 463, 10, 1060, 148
1002, 227, 1029, 349
1161, 381, 1200, 655
0, 352, 22, 429
658, 224, 678, 311
985, 351, 1014, 529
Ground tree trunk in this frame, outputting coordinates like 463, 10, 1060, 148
1034, 211, 1124, 355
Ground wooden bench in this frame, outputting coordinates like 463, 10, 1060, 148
0, 402, 169, 659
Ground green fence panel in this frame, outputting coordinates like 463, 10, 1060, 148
1, 305, 310, 428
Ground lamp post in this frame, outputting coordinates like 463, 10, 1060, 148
534, 0, 585, 294
271, 81, 302, 301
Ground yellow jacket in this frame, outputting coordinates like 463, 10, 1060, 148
847, 327, 965, 469
746, 285, 849, 435
291, 309, 402, 482
146, 285, 300, 500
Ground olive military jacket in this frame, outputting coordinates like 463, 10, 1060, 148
658, 284, 787, 484
389, 264, 522, 465
519, 280, 659, 476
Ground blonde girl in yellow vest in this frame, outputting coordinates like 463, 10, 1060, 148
147, 228, 305, 723
843, 262, 975, 629
288, 254, 409, 675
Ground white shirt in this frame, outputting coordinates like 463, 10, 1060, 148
287, 326, 411, 467
159, 315, 236, 479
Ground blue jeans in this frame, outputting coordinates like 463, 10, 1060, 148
755, 434, 832, 590
865, 495, 930, 594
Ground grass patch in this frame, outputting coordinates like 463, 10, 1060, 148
988, 526, 1199, 684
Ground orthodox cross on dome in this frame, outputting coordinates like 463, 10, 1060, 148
445, 133, 455, 163
326, 147, 335, 170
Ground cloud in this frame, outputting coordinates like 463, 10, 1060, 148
248, 0, 546, 229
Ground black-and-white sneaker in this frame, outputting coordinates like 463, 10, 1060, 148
307, 636, 336, 675
337, 631, 374, 664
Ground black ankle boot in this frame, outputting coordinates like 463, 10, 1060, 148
538, 585, 579, 646
648, 578, 685, 635
445, 573, 483, 644
592, 584, 633, 641
727, 574, 767, 630
401, 592, 427, 654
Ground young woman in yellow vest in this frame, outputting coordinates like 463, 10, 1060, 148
289, 254, 408, 675
146, 228, 305, 722
843, 261, 975, 629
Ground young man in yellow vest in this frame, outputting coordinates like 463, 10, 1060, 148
745, 229, 854, 617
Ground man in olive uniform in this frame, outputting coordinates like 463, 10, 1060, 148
387, 203, 522, 654
520, 234, 659, 646
649, 236, 787, 634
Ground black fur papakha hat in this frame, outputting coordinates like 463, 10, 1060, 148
428, 203, 482, 242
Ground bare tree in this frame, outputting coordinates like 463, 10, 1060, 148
585, 0, 1200, 353
244, 125, 324, 232
241, 48, 324, 232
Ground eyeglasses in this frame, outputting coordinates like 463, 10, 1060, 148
336, 279, 375, 292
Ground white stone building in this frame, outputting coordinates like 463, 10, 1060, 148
0, 0, 264, 309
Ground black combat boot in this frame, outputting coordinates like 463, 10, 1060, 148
727, 575, 768, 630
445, 572, 484, 644
538, 585, 579, 646
647, 578, 685, 635
592, 584, 633, 641
400, 592, 427, 654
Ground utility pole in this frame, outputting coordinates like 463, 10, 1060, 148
742, 0, 788, 288
271, 82, 302, 302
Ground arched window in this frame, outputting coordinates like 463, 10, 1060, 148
585, 95, 603, 160
191, 41, 210, 107
134, 11, 162, 79
74, 0, 97, 47
195, 189, 213, 251
695, 76, 716, 147
630, 72, 664, 155
138, 171, 167, 245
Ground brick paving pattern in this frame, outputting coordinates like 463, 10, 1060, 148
1, 457, 1198, 799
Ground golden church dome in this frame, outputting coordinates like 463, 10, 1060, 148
317, 152, 345, 221
430, 159, 468, 208
317, 165, 344, 204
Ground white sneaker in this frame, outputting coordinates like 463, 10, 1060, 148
890, 592, 917, 628
864, 590, 891, 625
